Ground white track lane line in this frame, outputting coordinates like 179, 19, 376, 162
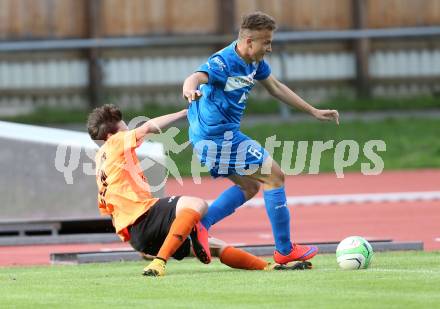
208, 191, 440, 207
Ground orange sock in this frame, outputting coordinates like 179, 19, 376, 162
156, 208, 201, 261
220, 246, 268, 270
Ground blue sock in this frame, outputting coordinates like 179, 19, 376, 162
201, 185, 246, 230
263, 186, 292, 255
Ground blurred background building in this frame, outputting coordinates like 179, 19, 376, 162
0, 0, 439, 116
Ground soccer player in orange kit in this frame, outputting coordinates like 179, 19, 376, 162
87, 104, 312, 276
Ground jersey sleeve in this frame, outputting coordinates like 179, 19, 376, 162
254, 59, 272, 80
197, 55, 228, 86
109, 130, 138, 153
123, 130, 138, 149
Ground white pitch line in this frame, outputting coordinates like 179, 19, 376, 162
316, 268, 440, 275
369, 268, 440, 275
208, 191, 440, 207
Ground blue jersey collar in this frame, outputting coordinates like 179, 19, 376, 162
231, 41, 251, 66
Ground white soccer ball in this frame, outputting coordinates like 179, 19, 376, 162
336, 236, 374, 270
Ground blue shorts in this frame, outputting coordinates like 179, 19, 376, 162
190, 131, 269, 178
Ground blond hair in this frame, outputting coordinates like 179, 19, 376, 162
239, 11, 276, 38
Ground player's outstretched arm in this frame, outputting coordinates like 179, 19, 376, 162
135, 109, 187, 141
182, 72, 208, 103
260, 74, 339, 125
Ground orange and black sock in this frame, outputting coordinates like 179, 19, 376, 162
220, 246, 268, 270
156, 208, 201, 261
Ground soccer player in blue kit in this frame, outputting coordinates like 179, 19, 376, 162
182, 12, 339, 264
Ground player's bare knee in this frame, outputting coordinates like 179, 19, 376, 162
197, 199, 209, 216
277, 171, 285, 185
191, 197, 208, 216
242, 181, 260, 200
267, 171, 285, 188
176, 196, 208, 216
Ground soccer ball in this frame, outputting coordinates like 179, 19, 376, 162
336, 236, 373, 270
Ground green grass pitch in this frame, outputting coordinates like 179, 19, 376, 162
1, 251, 439, 308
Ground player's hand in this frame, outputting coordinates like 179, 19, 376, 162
183, 90, 202, 103
312, 109, 339, 125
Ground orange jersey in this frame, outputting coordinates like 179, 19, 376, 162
95, 130, 159, 241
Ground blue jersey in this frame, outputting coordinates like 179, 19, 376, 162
188, 41, 271, 140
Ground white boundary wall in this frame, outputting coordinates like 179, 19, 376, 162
0, 121, 165, 222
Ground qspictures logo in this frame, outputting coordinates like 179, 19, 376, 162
54, 118, 386, 193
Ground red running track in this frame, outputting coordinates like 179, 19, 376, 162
209, 201, 440, 251
166, 169, 440, 197
1, 170, 439, 266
